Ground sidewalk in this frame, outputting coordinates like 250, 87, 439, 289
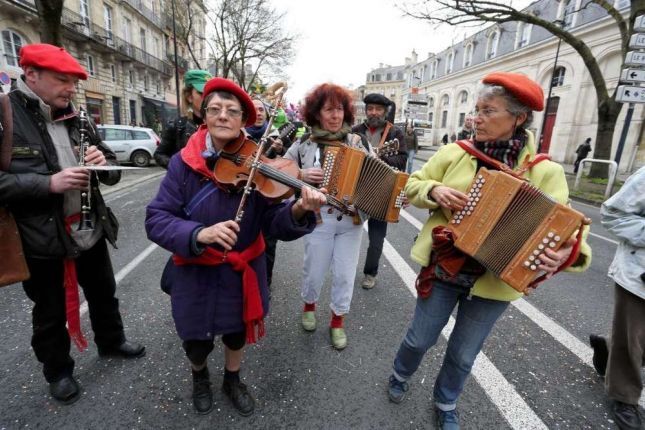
413, 146, 625, 206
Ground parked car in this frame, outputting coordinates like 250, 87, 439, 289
97, 124, 160, 167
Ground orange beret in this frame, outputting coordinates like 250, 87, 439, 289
19, 43, 88, 80
482, 72, 544, 112
202, 78, 256, 127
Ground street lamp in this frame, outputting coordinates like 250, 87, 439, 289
538, 17, 565, 153
171, 0, 181, 120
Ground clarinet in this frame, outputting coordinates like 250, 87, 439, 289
77, 109, 94, 231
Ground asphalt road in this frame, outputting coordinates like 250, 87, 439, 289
0, 160, 643, 429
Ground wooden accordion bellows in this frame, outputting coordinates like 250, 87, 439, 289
449, 168, 589, 293
320, 145, 409, 222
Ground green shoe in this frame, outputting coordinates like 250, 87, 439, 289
330, 327, 347, 350
302, 311, 316, 332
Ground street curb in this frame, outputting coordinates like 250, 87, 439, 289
102, 171, 165, 196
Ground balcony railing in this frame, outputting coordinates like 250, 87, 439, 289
61, 6, 172, 76
122, 0, 164, 29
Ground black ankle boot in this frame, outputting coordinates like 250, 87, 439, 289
192, 367, 213, 414
589, 334, 608, 377
222, 377, 255, 417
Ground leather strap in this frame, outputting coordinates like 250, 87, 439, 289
455, 139, 551, 179
0, 94, 13, 172
377, 122, 393, 150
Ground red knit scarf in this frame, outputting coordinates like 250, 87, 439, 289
172, 233, 267, 344
63, 213, 88, 352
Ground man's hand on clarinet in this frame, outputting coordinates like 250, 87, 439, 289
49, 167, 90, 193
84, 146, 107, 166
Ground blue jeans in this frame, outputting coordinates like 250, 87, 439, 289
392, 281, 509, 410
406, 149, 416, 174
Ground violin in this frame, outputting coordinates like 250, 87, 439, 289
213, 138, 355, 216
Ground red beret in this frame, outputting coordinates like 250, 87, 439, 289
19, 43, 88, 80
202, 78, 256, 127
482, 72, 544, 112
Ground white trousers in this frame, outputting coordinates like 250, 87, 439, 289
301, 208, 363, 315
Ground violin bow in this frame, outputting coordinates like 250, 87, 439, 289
233, 83, 288, 224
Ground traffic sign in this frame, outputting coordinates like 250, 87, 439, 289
629, 33, 645, 49
636, 15, 645, 32
621, 68, 645, 83
616, 85, 645, 103
625, 51, 645, 66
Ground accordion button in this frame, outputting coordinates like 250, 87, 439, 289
481, 178, 486, 183
554, 235, 561, 241
466, 211, 471, 215
478, 175, 483, 179
542, 238, 549, 244
548, 232, 555, 238
535, 259, 542, 265
549, 242, 556, 248
530, 265, 537, 270
538, 244, 545, 250
524, 261, 530, 267
529, 256, 535, 261
533, 250, 540, 255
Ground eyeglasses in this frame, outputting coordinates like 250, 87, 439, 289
470, 108, 514, 118
204, 106, 243, 118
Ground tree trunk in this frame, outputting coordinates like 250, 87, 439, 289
34, 0, 63, 47
589, 99, 622, 177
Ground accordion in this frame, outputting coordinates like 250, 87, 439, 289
449, 168, 589, 293
320, 145, 409, 222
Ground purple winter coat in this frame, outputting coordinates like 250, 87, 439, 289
145, 154, 316, 340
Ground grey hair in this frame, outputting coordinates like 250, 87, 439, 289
477, 84, 534, 129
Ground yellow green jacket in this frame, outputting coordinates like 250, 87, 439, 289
405, 132, 592, 302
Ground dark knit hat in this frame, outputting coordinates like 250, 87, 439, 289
19, 43, 88, 80
202, 78, 256, 127
363, 93, 392, 106
482, 72, 544, 111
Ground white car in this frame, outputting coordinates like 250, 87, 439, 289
97, 125, 160, 167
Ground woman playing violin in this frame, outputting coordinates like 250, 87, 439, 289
145, 78, 326, 417
284, 83, 372, 350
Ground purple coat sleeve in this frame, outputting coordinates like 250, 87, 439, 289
145, 156, 204, 258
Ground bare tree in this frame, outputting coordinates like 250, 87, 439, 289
208, 0, 295, 92
34, 0, 64, 46
168, 0, 209, 69
403, 0, 645, 176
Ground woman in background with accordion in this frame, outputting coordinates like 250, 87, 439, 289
386, 72, 592, 430
284, 83, 371, 350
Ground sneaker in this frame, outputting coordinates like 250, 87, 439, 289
589, 334, 608, 376
611, 400, 642, 430
302, 311, 316, 332
387, 375, 409, 403
361, 274, 376, 290
329, 327, 347, 350
436, 407, 460, 430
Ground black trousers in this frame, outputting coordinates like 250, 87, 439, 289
363, 218, 388, 277
21, 239, 125, 383
183, 331, 246, 366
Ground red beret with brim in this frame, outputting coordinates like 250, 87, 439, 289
202, 77, 257, 127
482, 72, 544, 112
19, 43, 88, 80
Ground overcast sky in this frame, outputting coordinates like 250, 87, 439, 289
267, 0, 535, 104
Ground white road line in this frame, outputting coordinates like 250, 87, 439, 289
398, 209, 645, 409
374, 229, 548, 429
588, 231, 618, 245
79, 243, 158, 316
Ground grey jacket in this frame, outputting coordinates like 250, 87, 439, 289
284, 133, 371, 169
601, 166, 645, 300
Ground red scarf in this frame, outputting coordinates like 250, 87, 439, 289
180, 125, 215, 178
172, 234, 267, 344
63, 213, 88, 352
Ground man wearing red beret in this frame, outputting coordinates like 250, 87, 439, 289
0, 43, 144, 404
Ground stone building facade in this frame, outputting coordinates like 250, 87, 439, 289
0, 0, 207, 127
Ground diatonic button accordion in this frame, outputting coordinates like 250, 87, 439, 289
320, 145, 409, 222
450, 167, 590, 293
